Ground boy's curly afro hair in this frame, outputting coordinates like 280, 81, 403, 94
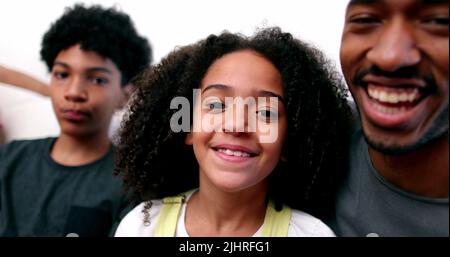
40, 4, 152, 85
116, 27, 353, 220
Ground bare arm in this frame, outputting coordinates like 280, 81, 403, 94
0, 123, 5, 144
0, 65, 49, 97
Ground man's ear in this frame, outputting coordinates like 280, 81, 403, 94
280, 155, 288, 162
117, 84, 135, 109
185, 132, 193, 145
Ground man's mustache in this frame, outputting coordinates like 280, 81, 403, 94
352, 65, 437, 92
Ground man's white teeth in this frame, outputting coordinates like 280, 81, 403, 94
368, 87, 419, 104
373, 102, 407, 114
218, 148, 250, 157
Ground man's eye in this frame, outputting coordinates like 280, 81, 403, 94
421, 15, 449, 36
349, 16, 381, 25
423, 16, 449, 26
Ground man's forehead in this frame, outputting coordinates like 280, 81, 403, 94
348, 0, 449, 6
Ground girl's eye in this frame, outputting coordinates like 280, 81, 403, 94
257, 109, 278, 122
205, 101, 226, 113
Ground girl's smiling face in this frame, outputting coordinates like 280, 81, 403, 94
185, 50, 287, 193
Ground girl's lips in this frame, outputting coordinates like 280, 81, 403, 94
213, 150, 253, 163
211, 144, 259, 163
212, 144, 259, 155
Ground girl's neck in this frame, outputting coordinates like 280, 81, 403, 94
51, 132, 111, 166
185, 180, 268, 237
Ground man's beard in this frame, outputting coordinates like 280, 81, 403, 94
352, 65, 448, 155
364, 104, 449, 155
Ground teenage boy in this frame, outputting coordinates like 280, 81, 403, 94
0, 4, 152, 236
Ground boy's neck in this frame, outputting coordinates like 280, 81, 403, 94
51, 132, 112, 166
369, 133, 449, 198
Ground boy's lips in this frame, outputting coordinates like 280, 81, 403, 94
358, 75, 431, 128
61, 109, 91, 122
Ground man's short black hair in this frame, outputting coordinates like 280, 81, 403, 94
40, 4, 152, 86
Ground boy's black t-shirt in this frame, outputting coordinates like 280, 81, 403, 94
0, 137, 130, 237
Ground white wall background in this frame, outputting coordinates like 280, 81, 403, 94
0, 0, 349, 143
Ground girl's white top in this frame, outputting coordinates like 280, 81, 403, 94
115, 190, 335, 237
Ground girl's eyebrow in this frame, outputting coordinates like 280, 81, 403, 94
258, 90, 285, 105
202, 84, 231, 93
203, 84, 285, 104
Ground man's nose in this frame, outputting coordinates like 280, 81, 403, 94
367, 17, 421, 72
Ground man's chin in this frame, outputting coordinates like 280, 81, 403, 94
363, 129, 448, 156
364, 135, 421, 155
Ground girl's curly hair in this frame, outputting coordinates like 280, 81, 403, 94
115, 27, 353, 220
40, 4, 152, 86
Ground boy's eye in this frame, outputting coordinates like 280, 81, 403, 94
53, 71, 68, 79
89, 77, 108, 85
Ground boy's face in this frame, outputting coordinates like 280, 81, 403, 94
50, 44, 127, 139
186, 50, 287, 193
340, 0, 449, 154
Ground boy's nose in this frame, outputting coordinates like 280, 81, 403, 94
64, 77, 87, 102
366, 18, 421, 72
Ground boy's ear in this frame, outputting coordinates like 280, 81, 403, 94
117, 84, 135, 109
185, 132, 193, 145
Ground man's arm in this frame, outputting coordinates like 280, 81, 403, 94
0, 123, 4, 144
0, 65, 49, 97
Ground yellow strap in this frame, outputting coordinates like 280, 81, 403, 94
155, 191, 292, 237
154, 195, 185, 237
260, 200, 292, 237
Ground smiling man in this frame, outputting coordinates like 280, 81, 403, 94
330, 0, 449, 236
0, 4, 151, 236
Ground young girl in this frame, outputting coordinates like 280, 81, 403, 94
115, 27, 352, 237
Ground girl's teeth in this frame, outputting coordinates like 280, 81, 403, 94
218, 148, 250, 157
